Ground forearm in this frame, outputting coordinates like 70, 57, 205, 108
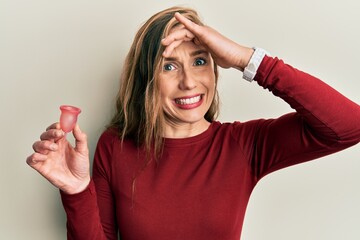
60, 180, 107, 240
255, 56, 360, 145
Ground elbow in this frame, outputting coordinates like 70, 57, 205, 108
333, 126, 360, 147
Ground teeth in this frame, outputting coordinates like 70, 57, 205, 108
176, 95, 201, 105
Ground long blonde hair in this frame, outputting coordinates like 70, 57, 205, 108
108, 6, 220, 159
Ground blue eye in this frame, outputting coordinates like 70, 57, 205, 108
163, 64, 175, 71
194, 58, 206, 66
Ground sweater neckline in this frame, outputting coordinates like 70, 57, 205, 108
163, 121, 220, 147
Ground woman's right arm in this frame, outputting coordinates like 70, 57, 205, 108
27, 123, 112, 240
26, 123, 90, 195
61, 129, 119, 239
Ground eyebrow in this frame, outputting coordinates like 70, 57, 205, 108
190, 49, 209, 57
163, 49, 209, 62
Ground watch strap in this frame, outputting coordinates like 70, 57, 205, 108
243, 47, 268, 82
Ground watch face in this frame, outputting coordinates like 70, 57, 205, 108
243, 48, 267, 82
248, 62, 257, 72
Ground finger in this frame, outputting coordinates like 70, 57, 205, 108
174, 12, 202, 36
161, 28, 195, 46
40, 128, 65, 141
162, 29, 195, 58
163, 39, 185, 58
46, 122, 61, 131
26, 152, 47, 166
32, 140, 58, 154
73, 124, 89, 155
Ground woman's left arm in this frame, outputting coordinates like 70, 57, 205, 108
163, 12, 360, 144
163, 12, 360, 179
243, 56, 360, 180
256, 56, 360, 145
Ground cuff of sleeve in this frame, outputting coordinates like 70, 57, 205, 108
60, 179, 97, 213
253, 55, 277, 85
60, 179, 95, 200
60, 179, 104, 239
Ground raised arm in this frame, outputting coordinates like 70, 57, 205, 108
163, 12, 360, 180
162, 12, 254, 71
247, 57, 360, 180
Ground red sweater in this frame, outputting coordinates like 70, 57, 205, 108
61, 56, 360, 240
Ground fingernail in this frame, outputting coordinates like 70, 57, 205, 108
56, 130, 64, 137
50, 144, 57, 150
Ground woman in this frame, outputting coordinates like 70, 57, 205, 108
26, 6, 360, 240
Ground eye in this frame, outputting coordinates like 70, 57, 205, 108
163, 63, 176, 71
194, 58, 206, 66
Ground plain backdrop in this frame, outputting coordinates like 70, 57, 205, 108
1, 0, 359, 239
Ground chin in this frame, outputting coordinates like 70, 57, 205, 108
179, 114, 207, 124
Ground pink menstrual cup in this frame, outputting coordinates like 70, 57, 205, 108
59, 105, 81, 133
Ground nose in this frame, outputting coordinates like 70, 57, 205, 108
179, 68, 197, 90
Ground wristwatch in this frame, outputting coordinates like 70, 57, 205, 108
243, 47, 268, 82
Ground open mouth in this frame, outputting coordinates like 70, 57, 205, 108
175, 95, 202, 105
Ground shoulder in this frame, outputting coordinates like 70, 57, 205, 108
95, 128, 122, 154
212, 118, 271, 144
213, 119, 265, 133
96, 128, 139, 154
98, 128, 120, 143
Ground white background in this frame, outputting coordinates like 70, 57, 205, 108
1, 0, 359, 239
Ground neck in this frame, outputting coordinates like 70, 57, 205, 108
163, 119, 211, 138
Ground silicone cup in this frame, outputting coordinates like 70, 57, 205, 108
59, 105, 81, 133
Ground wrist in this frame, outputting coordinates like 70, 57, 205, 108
234, 46, 254, 71
62, 176, 91, 195
242, 47, 269, 82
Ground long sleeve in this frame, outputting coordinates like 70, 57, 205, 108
60, 181, 106, 240
248, 56, 360, 181
60, 130, 118, 240
59, 55, 360, 240
92, 130, 119, 239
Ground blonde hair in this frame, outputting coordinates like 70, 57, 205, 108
108, 6, 219, 159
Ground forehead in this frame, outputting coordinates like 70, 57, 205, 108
169, 41, 207, 57
167, 30, 207, 57
169, 23, 184, 33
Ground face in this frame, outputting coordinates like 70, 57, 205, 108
158, 39, 216, 128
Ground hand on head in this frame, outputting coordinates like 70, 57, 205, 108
161, 12, 254, 71
26, 123, 90, 194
